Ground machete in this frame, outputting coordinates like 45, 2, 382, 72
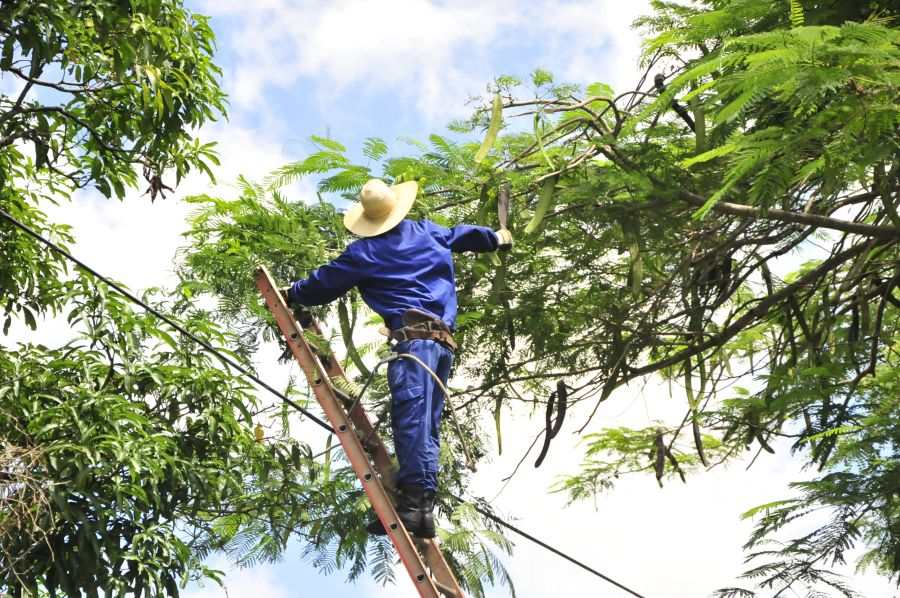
489, 181, 511, 267
497, 180, 510, 231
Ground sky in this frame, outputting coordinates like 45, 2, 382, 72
12, 1, 898, 597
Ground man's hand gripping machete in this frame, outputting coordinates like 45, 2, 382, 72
496, 181, 513, 250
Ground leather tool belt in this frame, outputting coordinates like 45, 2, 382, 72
380, 308, 458, 352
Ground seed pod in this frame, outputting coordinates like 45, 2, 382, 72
497, 180, 510, 231
322, 434, 333, 481
494, 395, 503, 456
746, 409, 760, 448
338, 298, 371, 377
474, 94, 503, 164
697, 353, 708, 398
595, 334, 628, 406
690, 95, 706, 154
722, 421, 736, 442
549, 380, 567, 438
860, 292, 871, 335
693, 418, 709, 467
666, 447, 687, 484
629, 242, 642, 297
755, 429, 775, 454
475, 184, 491, 226
533, 113, 554, 169
534, 389, 557, 468
505, 310, 516, 351
524, 174, 558, 235
684, 358, 696, 409
654, 428, 666, 487
848, 304, 860, 344
724, 351, 734, 377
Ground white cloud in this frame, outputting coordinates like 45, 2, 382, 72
534, 0, 654, 92
200, 0, 652, 121
37, 121, 307, 292
184, 560, 291, 598
215, 0, 519, 119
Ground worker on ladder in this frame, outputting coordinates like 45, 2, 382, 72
282, 178, 512, 539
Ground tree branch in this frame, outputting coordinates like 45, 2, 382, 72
679, 191, 900, 240
624, 241, 881, 381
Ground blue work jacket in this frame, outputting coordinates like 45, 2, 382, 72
288, 219, 498, 331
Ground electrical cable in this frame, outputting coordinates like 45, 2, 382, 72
455, 494, 648, 598
1, 207, 649, 598
0, 208, 333, 434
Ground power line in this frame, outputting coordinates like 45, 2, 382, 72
457, 495, 647, 598
0, 207, 333, 434
1, 207, 649, 598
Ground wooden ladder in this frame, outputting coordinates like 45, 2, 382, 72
254, 266, 465, 598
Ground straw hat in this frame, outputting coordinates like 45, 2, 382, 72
343, 179, 418, 237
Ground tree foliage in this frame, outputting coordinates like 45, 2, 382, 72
0, 2, 317, 597
1, 278, 319, 596
1, 0, 224, 331
179, 1, 899, 595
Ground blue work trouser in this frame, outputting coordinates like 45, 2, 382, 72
388, 339, 454, 493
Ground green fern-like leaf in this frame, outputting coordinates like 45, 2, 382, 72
789, 0, 804, 28
362, 137, 388, 162
263, 150, 351, 189
368, 537, 396, 586
317, 165, 372, 195
799, 425, 861, 444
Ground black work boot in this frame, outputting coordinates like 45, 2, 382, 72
417, 491, 436, 539
365, 484, 423, 536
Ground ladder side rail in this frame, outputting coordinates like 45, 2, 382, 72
254, 267, 443, 598
300, 317, 466, 598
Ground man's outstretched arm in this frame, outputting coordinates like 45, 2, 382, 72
445, 223, 512, 253
287, 247, 363, 306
